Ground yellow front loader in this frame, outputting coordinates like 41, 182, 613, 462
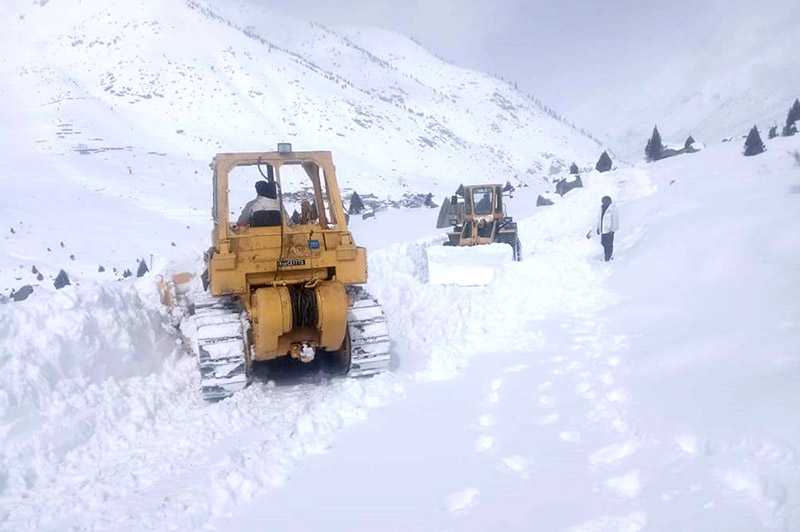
426, 184, 522, 286
161, 145, 391, 400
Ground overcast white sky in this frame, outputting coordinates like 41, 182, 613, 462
256, 0, 796, 115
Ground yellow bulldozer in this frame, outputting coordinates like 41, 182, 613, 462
161, 144, 391, 400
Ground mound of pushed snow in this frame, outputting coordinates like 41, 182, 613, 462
427, 243, 513, 286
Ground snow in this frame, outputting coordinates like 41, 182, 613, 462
2, 135, 796, 530
568, 2, 800, 159
426, 243, 513, 286
1, 1, 800, 530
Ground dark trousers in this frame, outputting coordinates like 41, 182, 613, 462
601, 231, 614, 261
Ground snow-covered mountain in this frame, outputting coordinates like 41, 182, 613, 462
3, 0, 602, 187
567, 2, 800, 159
0, 0, 604, 292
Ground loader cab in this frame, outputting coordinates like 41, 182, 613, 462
443, 184, 506, 246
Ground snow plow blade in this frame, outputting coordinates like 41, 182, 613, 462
427, 243, 513, 286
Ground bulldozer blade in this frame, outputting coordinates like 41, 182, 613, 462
426, 243, 513, 286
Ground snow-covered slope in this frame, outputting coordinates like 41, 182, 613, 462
0, 0, 603, 294
2, 0, 602, 188
567, 3, 800, 159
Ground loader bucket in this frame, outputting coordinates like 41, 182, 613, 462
436, 198, 466, 229
436, 197, 453, 229
427, 243, 513, 286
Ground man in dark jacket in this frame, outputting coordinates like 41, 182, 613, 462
596, 195, 619, 261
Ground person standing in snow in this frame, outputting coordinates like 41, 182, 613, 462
596, 195, 619, 261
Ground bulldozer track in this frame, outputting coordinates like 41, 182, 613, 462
192, 294, 250, 401
347, 287, 392, 377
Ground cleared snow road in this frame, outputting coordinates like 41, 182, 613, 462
2, 139, 800, 531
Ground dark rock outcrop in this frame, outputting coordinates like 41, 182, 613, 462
54, 270, 71, 289
555, 175, 583, 196
536, 194, 554, 206
11, 285, 34, 302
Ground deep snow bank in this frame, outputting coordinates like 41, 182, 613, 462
0, 280, 176, 495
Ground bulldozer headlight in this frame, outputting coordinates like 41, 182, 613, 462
277, 143, 292, 154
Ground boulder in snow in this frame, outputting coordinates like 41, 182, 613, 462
556, 175, 583, 196
11, 285, 34, 302
54, 270, 71, 289
537, 194, 554, 206
137, 260, 149, 278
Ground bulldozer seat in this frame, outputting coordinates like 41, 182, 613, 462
250, 210, 282, 227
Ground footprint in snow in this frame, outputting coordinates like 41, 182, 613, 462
477, 414, 494, 428
445, 488, 479, 513
588, 439, 640, 466
484, 378, 502, 404
598, 372, 614, 385
605, 388, 631, 403
538, 395, 556, 406
604, 470, 642, 498
559, 430, 581, 443
476, 435, 495, 453
575, 381, 597, 399
502, 455, 531, 478
675, 434, 700, 454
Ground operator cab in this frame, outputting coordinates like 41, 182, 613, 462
221, 144, 341, 233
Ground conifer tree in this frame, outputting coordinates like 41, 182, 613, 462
768, 125, 778, 139
743, 125, 765, 156
790, 99, 800, 124
783, 99, 800, 136
595, 151, 612, 172
684, 135, 695, 150
569, 162, 579, 175
645, 126, 664, 161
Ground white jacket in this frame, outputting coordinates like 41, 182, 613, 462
598, 203, 619, 234
237, 196, 282, 225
